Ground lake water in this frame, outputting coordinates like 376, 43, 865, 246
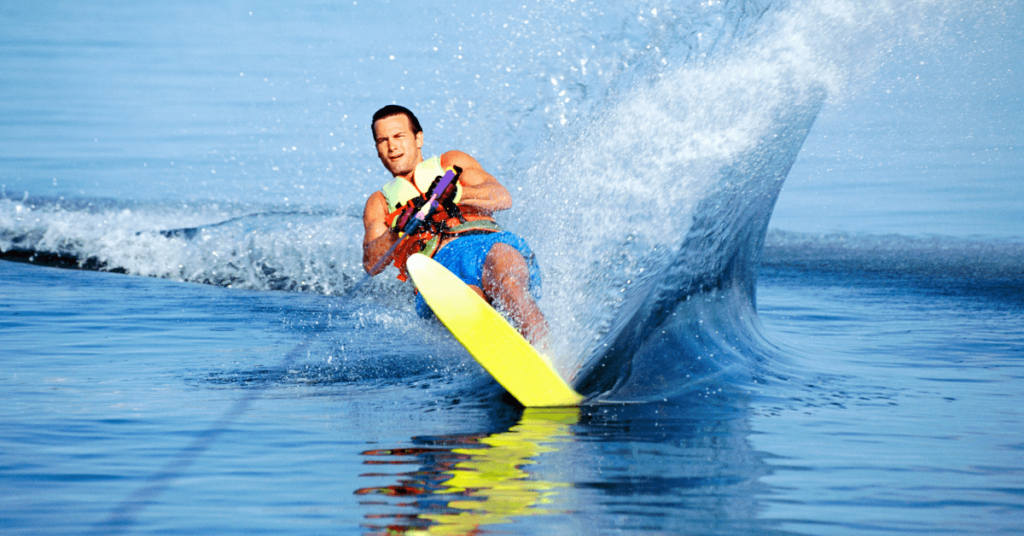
2, 1, 1023, 534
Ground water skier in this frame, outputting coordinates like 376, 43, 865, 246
361, 105, 549, 345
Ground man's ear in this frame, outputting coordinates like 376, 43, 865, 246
415, 131, 424, 149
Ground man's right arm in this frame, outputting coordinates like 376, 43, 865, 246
362, 191, 398, 275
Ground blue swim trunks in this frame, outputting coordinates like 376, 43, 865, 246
415, 231, 542, 318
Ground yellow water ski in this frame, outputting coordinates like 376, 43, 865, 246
406, 253, 584, 407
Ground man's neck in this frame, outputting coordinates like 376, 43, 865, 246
393, 156, 424, 181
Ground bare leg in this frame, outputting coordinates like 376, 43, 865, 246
480, 243, 550, 346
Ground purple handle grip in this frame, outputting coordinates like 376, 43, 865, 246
401, 167, 457, 236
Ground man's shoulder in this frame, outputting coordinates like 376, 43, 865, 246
364, 190, 387, 213
439, 150, 479, 168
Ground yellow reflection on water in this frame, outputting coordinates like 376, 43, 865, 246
356, 407, 579, 535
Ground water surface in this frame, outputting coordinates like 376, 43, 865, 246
2, 1, 1023, 534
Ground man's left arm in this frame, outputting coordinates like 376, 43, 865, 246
440, 151, 512, 213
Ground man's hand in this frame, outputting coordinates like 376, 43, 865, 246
427, 165, 462, 206
392, 195, 427, 233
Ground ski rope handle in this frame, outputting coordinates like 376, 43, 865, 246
397, 167, 458, 237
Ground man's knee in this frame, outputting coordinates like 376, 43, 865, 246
482, 242, 531, 296
484, 243, 528, 279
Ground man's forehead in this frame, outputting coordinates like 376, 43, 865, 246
373, 114, 415, 137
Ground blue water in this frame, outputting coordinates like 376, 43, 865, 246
2, 1, 1023, 534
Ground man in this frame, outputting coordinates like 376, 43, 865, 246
362, 105, 549, 345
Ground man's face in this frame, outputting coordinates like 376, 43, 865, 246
373, 114, 423, 178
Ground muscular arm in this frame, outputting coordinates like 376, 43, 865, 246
441, 151, 512, 213
362, 191, 398, 275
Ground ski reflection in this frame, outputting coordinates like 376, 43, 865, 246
355, 407, 578, 535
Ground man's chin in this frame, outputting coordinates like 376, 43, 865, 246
388, 164, 413, 177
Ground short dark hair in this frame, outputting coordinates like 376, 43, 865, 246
371, 105, 422, 137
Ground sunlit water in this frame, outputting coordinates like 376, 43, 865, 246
2, 1, 1023, 534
